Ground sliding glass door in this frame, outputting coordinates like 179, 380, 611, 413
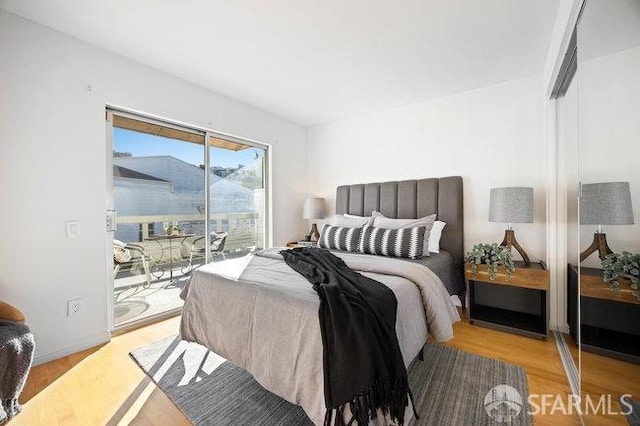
209, 136, 267, 254
107, 110, 268, 329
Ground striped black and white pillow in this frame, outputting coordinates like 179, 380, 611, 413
358, 225, 426, 259
318, 224, 363, 252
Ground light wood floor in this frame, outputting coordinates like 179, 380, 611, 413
12, 316, 637, 425
565, 334, 640, 426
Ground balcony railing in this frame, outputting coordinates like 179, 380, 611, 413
115, 212, 263, 271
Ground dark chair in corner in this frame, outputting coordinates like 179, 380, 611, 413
182, 231, 228, 274
0, 301, 34, 424
113, 240, 153, 288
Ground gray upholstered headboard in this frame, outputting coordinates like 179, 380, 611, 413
336, 177, 464, 291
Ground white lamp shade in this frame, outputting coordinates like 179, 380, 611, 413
489, 187, 534, 223
580, 182, 634, 225
303, 197, 325, 219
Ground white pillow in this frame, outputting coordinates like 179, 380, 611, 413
343, 213, 366, 219
371, 212, 436, 256
329, 214, 373, 227
428, 221, 446, 253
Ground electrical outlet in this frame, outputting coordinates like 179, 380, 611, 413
66, 221, 81, 239
67, 298, 82, 317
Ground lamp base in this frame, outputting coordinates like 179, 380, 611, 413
308, 223, 320, 242
579, 232, 613, 262
500, 229, 531, 266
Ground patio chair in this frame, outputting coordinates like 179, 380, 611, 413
113, 240, 153, 288
182, 231, 227, 274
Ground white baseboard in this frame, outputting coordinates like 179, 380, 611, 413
33, 331, 111, 366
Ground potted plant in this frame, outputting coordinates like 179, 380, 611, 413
169, 222, 181, 236
601, 252, 640, 297
465, 243, 516, 281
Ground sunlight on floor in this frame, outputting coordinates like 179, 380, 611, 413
114, 274, 186, 327
16, 317, 185, 426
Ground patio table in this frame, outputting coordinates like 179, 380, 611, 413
145, 233, 195, 281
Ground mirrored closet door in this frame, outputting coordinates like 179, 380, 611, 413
574, 0, 640, 422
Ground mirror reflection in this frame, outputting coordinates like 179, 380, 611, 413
575, 0, 640, 422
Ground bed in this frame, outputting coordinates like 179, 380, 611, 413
335, 177, 465, 298
180, 177, 464, 425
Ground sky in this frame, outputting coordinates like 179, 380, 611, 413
113, 127, 263, 168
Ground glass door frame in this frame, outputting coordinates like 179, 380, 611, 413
105, 106, 271, 332
206, 128, 271, 253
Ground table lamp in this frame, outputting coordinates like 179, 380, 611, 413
303, 197, 325, 241
489, 187, 534, 266
579, 182, 634, 262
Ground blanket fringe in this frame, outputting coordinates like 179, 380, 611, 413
324, 377, 419, 425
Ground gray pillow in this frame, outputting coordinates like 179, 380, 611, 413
371, 212, 436, 256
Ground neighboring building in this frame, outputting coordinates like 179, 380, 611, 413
113, 156, 263, 250
114, 155, 204, 194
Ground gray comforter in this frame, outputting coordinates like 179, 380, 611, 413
180, 249, 460, 425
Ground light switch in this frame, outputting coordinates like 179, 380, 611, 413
66, 221, 81, 239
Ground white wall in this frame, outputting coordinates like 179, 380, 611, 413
557, 82, 580, 268
541, 0, 582, 333
0, 11, 307, 364
308, 74, 547, 262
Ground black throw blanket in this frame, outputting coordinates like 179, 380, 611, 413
280, 247, 417, 425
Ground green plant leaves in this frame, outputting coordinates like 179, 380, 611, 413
465, 243, 516, 281
601, 252, 640, 297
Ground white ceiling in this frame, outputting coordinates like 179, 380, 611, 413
0, 0, 559, 126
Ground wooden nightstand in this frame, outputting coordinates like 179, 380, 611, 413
567, 265, 640, 364
465, 261, 550, 339
286, 241, 317, 248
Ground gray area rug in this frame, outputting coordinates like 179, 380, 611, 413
130, 336, 532, 425
624, 398, 640, 426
